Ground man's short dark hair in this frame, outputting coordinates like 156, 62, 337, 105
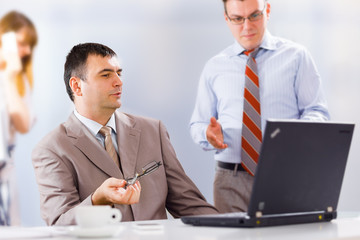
222, 0, 245, 12
64, 43, 117, 101
222, 0, 266, 12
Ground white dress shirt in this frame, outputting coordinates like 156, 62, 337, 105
73, 109, 119, 154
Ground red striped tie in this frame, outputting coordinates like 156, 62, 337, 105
241, 49, 262, 176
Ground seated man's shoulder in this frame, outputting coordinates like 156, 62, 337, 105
35, 122, 72, 150
116, 112, 171, 143
39, 124, 65, 145
117, 111, 161, 128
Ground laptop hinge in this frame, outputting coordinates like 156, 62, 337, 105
255, 209, 333, 219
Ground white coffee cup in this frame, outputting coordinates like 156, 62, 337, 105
75, 206, 122, 228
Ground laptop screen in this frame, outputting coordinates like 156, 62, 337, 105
247, 120, 354, 217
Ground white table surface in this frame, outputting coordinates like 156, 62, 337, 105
1, 212, 360, 240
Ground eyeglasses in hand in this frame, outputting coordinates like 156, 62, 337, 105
125, 161, 162, 188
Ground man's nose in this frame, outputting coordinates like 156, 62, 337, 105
114, 75, 122, 87
243, 18, 251, 30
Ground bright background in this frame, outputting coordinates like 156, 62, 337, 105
0, 0, 359, 226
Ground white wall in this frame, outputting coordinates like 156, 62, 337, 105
0, 0, 359, 226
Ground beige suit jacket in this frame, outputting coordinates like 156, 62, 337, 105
32, 111, 217, 225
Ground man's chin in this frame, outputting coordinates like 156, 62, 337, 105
105, 103, 121, 112
114, 101, 122, 109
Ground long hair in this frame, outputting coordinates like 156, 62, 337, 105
0, 11, 38, 96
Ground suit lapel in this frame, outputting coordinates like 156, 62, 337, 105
65, 113, 123, 179
115, 111, 141, 180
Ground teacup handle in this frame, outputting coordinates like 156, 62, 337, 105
109, 208, 122, 223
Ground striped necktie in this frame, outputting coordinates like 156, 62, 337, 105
241, 49, 262, 176
99, 126, 120, 168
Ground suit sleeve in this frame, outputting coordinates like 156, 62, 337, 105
32, 143, 93, 226
158, 121, 218, 216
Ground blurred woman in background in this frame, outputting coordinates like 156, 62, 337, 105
0, 10, 37, 226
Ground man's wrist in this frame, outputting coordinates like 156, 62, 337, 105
91, 189, 111, 205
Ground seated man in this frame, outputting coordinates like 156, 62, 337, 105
32, 43, 218, 226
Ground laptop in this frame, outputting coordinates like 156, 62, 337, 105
181, 119, 355, 227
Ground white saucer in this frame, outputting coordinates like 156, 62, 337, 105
67, 225, 124, 238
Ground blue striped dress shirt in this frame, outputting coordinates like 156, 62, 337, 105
189, 31, 330, 164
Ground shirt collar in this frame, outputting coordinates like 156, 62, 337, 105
227, 30, 277, 57
73, 108, 117, 136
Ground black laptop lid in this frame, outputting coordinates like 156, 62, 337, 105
247, 120, 354, 217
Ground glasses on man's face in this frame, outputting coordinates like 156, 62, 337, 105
226, 1, 267, 25
125, 161, 162, 188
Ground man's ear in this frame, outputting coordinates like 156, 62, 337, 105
224, 11, 229, 22
69, 77, 82, 97
266, 2, 271, 19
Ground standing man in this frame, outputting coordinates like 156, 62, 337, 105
190, 0, 330, 213
32, 43, 217, 226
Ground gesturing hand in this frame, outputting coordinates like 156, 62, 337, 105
206, 117, 228, 149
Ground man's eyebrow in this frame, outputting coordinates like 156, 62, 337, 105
97, 68, 122, 75
228, 9, 260, 18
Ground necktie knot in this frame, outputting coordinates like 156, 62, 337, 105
243, 50, 252, 56
99, 126, 112, 137
243, 48, 259, 59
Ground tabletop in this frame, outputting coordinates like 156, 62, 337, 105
1, 212, 360, 240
